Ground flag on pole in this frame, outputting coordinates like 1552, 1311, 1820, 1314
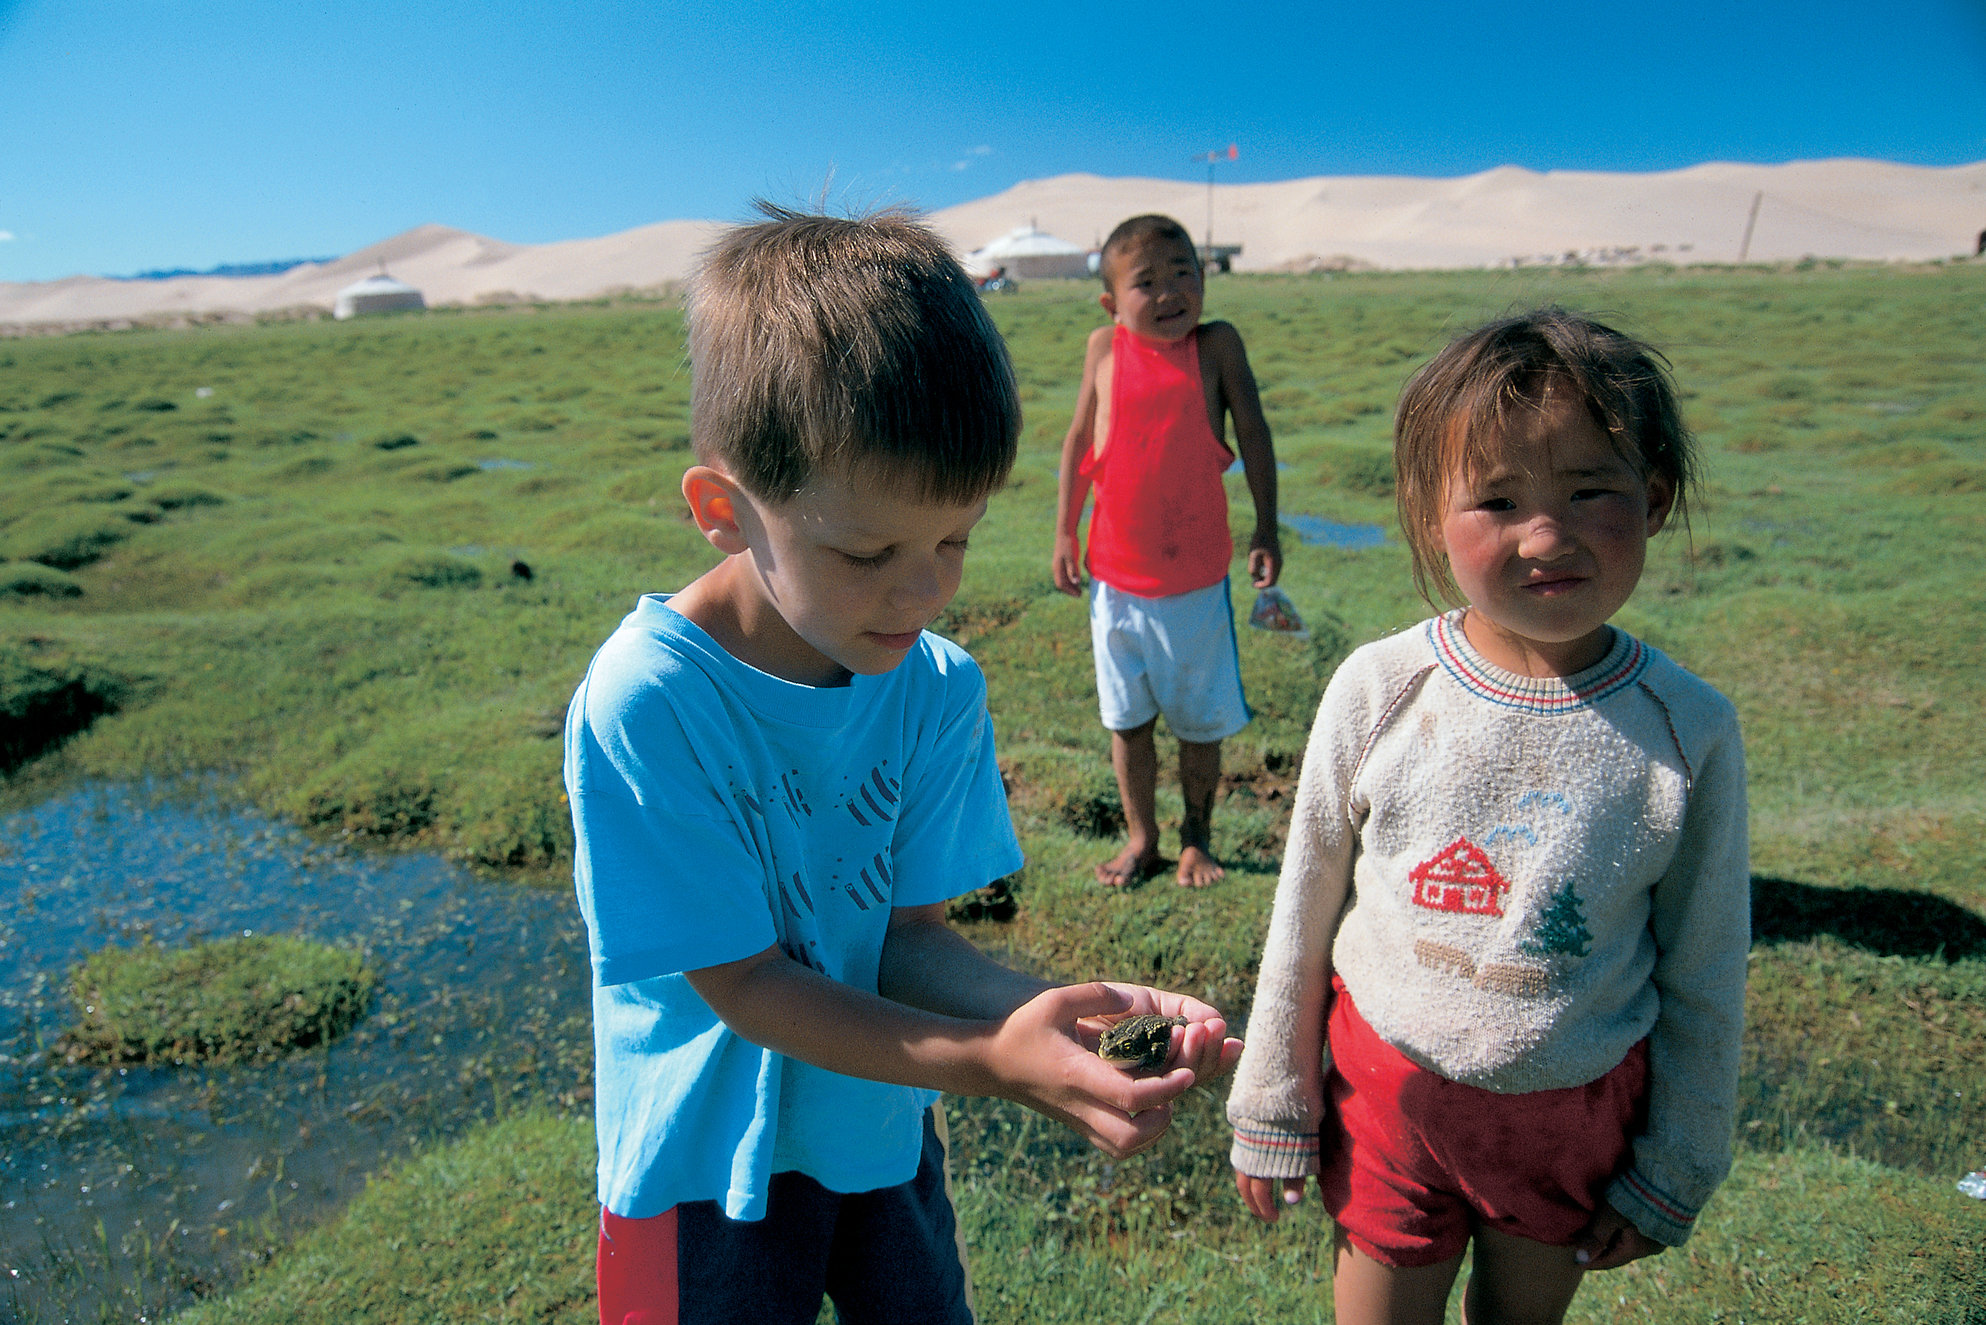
1228, 144, 1238, 160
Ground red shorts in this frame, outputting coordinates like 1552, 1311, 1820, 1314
1318, 976, 1648, 1268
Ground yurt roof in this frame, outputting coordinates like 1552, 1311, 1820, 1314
969, 225, 1084, 259
336, 273, 421, 298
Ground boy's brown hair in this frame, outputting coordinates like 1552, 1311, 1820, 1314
688, 202, 1020, 505
1394, 307, 1697, 606
1097, 213, 1200, 292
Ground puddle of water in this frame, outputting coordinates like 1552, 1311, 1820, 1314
477, 458, 533, 471
0, 781, 591, 1322
1284, 514, 1388, 549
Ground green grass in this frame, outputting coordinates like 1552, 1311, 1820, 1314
958, 1140, 1986, 1325
168, 1111, 598, 1324
155, 1104, 1986, 1325
2, 263, 1983, 1321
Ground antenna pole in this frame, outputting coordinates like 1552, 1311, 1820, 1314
1206, 156, 1215, 253
1739, 191, 1763, 263
1191, 145, 1237, 263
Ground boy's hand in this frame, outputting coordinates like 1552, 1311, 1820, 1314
1574, 1202, 1665, 1271
990, 982, 1240, 1159
1247, 527, 1283, 588
1079, 981, 1243, 1084
1052, 532, 1087, 596
1235, 1171, 1310, 1224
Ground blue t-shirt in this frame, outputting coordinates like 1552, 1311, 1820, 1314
564, 595, 1024, 1220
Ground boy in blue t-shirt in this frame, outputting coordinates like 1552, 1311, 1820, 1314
565, 205, 1243, 1325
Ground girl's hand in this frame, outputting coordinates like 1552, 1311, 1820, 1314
1234, 1171, 1309, 1224
1574, 1202, 1665, 1271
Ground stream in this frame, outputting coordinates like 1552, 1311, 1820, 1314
0, 780, 592, 1322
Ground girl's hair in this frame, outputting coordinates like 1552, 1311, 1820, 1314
687, 202, 1020, 506
1393, 307, 1697, 606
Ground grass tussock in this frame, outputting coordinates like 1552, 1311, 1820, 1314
59, 934, 377, 1065
0, 638, 126, 771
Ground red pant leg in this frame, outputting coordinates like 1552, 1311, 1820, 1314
598, 1207, 678, 1325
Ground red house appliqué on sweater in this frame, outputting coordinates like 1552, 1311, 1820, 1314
1408, 837, 1511, 917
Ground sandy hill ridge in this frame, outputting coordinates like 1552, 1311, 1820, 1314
0, 219, 722, 331
929, 159, 1986, 272
4, 159, 1982, 331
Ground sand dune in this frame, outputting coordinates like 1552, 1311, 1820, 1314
929, 159, 1986, 272
5, 159, 1981, 331
0, 219, 724, 330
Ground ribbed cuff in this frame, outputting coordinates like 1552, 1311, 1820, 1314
1605, 1166, 1701, 1247
1229, 1122, 1319, 1180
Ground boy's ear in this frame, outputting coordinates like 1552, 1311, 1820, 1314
1098, 289, 1118, 320
682, 465, 751, 556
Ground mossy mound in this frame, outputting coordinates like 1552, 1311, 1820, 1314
1057, 773, 1125, 839
1314, 440, 1396, 497
0, 561, 84, 600
2, 508, 129, 569
62, 934, 377, 1065
0, 644, 124, 771
387, 552, 483, 590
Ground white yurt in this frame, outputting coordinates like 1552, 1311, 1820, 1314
333, 273, 426, 320
963, 224, 1090, 280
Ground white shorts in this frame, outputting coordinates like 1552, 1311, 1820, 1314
1089, 577, 1251, 743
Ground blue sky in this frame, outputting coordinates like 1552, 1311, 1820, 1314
3, 0, 1983, 281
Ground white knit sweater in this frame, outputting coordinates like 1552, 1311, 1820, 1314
1227, 611, 1749, 1246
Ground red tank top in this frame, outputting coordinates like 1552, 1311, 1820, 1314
1081, 325, 1234, 597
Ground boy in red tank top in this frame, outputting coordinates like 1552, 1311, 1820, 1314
1053, 214, 1281, 889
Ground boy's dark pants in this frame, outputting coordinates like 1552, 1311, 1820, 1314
598, 1108, 973, 1325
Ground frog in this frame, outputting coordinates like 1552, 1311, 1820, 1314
1095, 1013, 1186, 1074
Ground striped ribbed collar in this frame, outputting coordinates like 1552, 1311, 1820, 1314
1428, 609, 1647, 714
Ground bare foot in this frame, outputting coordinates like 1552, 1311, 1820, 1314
1176, 844, 1225, 888
1096, 844, 1166, 888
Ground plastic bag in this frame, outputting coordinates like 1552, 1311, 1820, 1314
1960, 1170, 1986, 1199
1248, 585, 1309, 638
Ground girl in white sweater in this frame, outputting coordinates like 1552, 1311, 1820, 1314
1227, 309, 1748, 1325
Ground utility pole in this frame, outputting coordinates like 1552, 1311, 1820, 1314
1191, 144, 1239, 255
1739, 191, 1763, 263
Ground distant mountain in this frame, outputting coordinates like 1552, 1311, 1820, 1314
112, 257, 336, 282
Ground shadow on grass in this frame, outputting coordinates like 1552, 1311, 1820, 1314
1751, 874, 1986, 963
0, 660, 125, 775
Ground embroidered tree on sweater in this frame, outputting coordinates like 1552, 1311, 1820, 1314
1522, 879, 1593, 959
